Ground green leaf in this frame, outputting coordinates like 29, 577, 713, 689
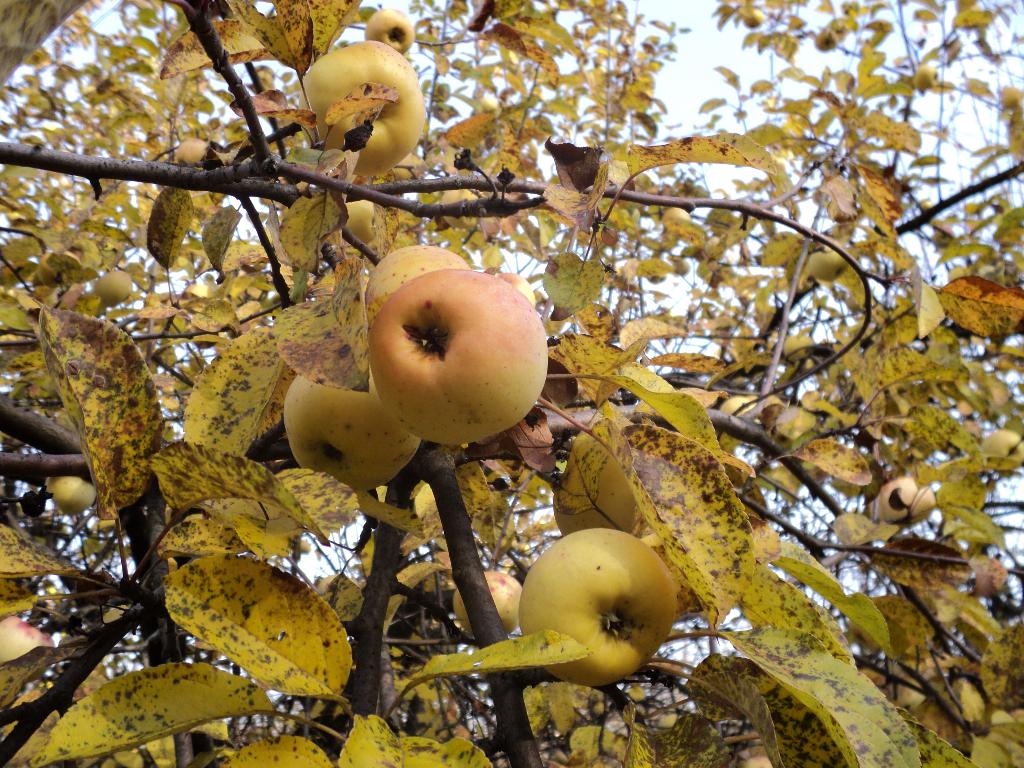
146, 187, 193, 268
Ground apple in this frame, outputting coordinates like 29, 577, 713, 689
392, 152, 424, 180
913, 63, 937, 92
364, 8, 415, 54
175, 138, 208, 164
814, 27, 839, 52
719, 394, 756, 416
304, 41, 426, 176
368, 269, 549, 445
739, 6, 765, 29
283, 376, 420, 490
981, 428, 1024, 459
452, 570, 522, 634
480, 94, 500, 113
876, 476, 936, 524
805, 249, 847, 282
364, 245, 470, 322
94, 270, 133, 307
0, 616, 53, 664
662, 207, 690, 228
554, 433, 638, 535
346, 199, 375, 244
1001, 87, 1023, 111
739, 755, 773, 768
46, 476, 96, 515
518, 529, 676, 687
496, 273, 536, 305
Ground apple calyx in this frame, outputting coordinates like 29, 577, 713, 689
404, 323, 449, 359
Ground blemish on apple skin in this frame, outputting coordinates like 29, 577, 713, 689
424, 300, 433, 309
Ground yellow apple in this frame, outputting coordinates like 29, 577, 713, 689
480, 94, 500, 113
304, 41, 426, 176
368, 270, 549, 445
981, 428, 1024, 458
739, 5, 765, 28
441, 188, 477, 227
94, 270, 133, 307
46, 476, 96, 515
554, 433, 638, 535
346, 199, 375, 244
719, 395, 757, 416
175, 138, 208, 164
662, 207, 690, 229
1001, 87, 1023, 111
805, 249, 847, 282
365, 245, 470, 322
0, 617, 53, 663
739, 755, 772, 768
496, 272, 536, 305
518, 528, 676, 687
392, 152, 424, 180
364, 8, 415, 54
283, 376, 420, 490
913, 63, 938, 92
876, 477, 935, 524
452, 570, 522, 634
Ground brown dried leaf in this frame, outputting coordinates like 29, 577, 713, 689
544, 138, 605, 192
444, 113, 496, 147
147, 187, 193, 269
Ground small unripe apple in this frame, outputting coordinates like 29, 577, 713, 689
1001, 87, 1023, 111
554, 433, 638, 535
346, 200, 375, 244
805, 250, 847, 282
739, 6, 765, 29
876, 477, 935, 523
304, 41, 426, 176
815, 27, 839, 52
46, 476, 96, 515
496, 273, 536, 305
365, 245, 470, 322
981, 428, 1024, 459
913, 63, 938, 92
0, 616, 54, 664
518, 529, 676, 687
452, 570, 522, 634
283, 376, 420, 490
369, 270, 549, 445
94, 270, 133, 307
719, 395, 757, 416
480, 94, 500, 113
364, 8, 415, 54
175, 138, 208, 164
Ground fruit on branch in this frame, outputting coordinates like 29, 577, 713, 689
46, 476, 96, 515
719, 395, 756, 417
554, 433, 638, 535
876, 476, 936, 524
452, 570, 522, 634
175, 138, 208, 164
739, 4, 765, 28
913, 63, 938, 92
805, 249, 847, 282
814, 27, 840, 52
480, 94, 500, 113
368, 269, 548, 445
662, 207, 691, 229
496, 272, 536, 305
283, 376, 420, 490
1001, 87, 1023, 111
0, 617, 53, 664
364, 245, 470, 322
738, 755, 773, 768
981, 428, 1024, 460
304, 41, 426, 176
364, 8, 415, 54
93, 270, 132, 307
346, 199, 375, 244
518, 529, 676, 687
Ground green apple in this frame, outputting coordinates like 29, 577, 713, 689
368, 269, 549, 445
554, 433, 638, 535
364, 8, 415, 54
719, 395, 757, 416
913, 63, 937, 92
304, 41, 426, 176
876, 476, 935, 524
365, 245, 470, 322
805, 250, 847, 282
94, 270, 133, 307
346, 199, 375, 244
452, 570, 522, 634
0, 616, 53, 664
739, 5, 765, 28
518, 528, 676, 687
283, 376, 420, 490
46, 476, 96, 515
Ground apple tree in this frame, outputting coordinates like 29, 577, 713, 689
1, 0, 1023, 766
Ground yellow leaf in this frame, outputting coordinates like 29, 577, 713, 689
647, 352, 725, 374
355, 491, 423, 533
792, 437, 871, 485
938, 276, 1024, 337
37, 309, 163, 519
158, 517, 246, 558
0, 645, 75, 709
444, 113, 496, 147
0, 525, 76, 577
626, 133, 790, 191
151, 442, 328, 542
482, 23, 558, 83
0, 580, 35, 617
184, 327, 286, 455
624, 707, 729, 768
726, 628, 919, 768
279, 192, 343, 272
160, 20, 268, 79
278, 468, 359, 534
308, 0, 359, 56
164, 555, 351, 697
542, 253, 605, 314
221, 736, 335, 768
146, 187, 193, 269
225, 0, 304, 73
324, 82, 399, 126
338, 715, 492, 768
981, 625, 1024, 709
30, 663, 273, 766
399, 631, 589, 697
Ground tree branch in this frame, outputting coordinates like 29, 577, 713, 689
239, 197, 291, 307
896, 161, 1024, 235
0, 451, 88, 480
0, 394, 80, 454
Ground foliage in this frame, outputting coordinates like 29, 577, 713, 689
0, 0, 1023, 766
